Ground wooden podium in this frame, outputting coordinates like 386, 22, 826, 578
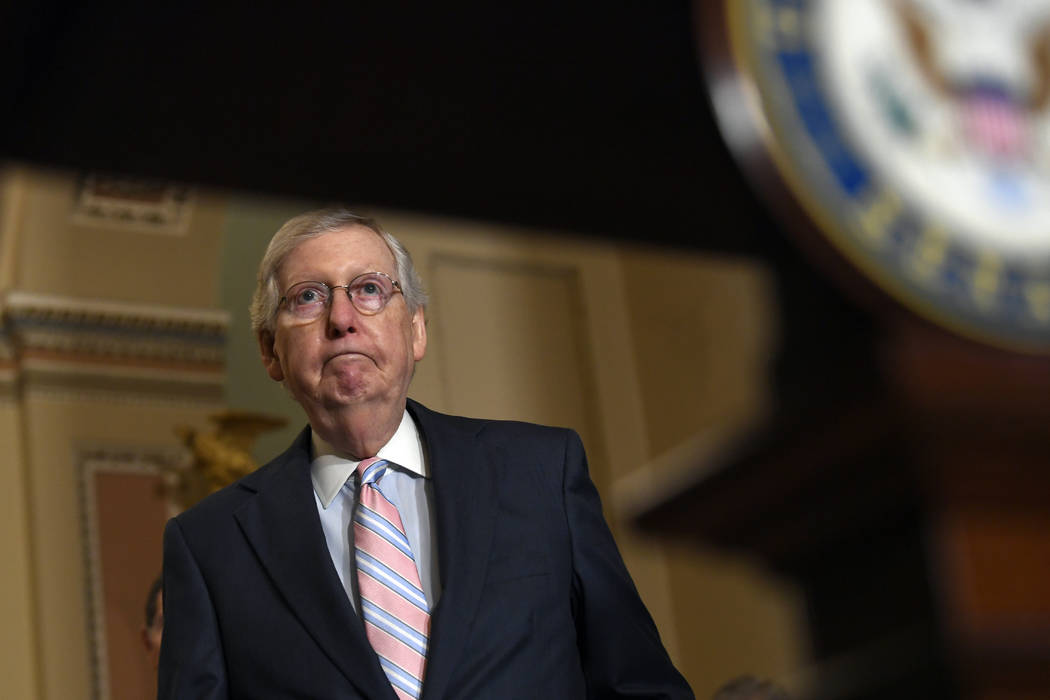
633, 319, 1050, 699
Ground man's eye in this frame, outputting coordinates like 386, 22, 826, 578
360, 282, 381, 296
295, 288, 326, 305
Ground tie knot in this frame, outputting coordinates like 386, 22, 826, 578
356, 457, 389, 486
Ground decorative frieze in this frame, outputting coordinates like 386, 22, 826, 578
2, 290, 228, 402
0, 317, 15, 399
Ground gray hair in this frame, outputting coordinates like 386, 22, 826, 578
249, 207, 428, 336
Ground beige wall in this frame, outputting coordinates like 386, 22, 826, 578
25, 399, 223, 700
621, 246, 804, 695
0, 397, 36, 699
0, 165, 229, 699
11, 168, 224, 308
622, 247, 775, 456
0, 170, 34, 697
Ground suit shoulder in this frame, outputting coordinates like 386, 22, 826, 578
416, 402, 575, 444
477, 417, 575, 444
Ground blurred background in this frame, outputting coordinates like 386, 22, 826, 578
1, 1, 1047, 699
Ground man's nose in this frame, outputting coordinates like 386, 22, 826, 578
326, 287, 359, 335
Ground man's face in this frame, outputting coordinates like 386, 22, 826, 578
259, 226, 426, 423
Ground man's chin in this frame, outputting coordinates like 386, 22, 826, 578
319, 385, 375, 410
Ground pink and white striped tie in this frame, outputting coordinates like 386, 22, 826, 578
354, 458, 430, 700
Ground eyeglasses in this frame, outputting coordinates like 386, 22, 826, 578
278, 271, 403, 319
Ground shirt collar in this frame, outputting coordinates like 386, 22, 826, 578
309, 410, 427, 509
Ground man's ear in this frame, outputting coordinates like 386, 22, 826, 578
411, 308, 427, 362
258, 330, 285, 382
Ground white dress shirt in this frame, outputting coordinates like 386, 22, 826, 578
310, 411, 440, 612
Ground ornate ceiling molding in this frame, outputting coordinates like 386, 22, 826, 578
2, 290, 228, 402
0, 319, 14, 399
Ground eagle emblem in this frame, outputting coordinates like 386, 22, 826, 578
894, 0, 1050, 165
810, 0, 1050, 259
717, 0, 1050, 348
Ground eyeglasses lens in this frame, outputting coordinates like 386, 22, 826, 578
284, 273, 395, 318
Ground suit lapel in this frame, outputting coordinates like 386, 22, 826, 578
233, 429, 395, 700
409, 401, 499, 700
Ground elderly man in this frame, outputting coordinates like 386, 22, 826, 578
159, 208, 692, 699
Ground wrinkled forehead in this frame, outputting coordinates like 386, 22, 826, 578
277, 225, 395, 286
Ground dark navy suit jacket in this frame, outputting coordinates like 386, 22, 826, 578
159, 399, 693, 699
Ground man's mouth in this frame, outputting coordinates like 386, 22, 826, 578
326, 350, 370, 366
